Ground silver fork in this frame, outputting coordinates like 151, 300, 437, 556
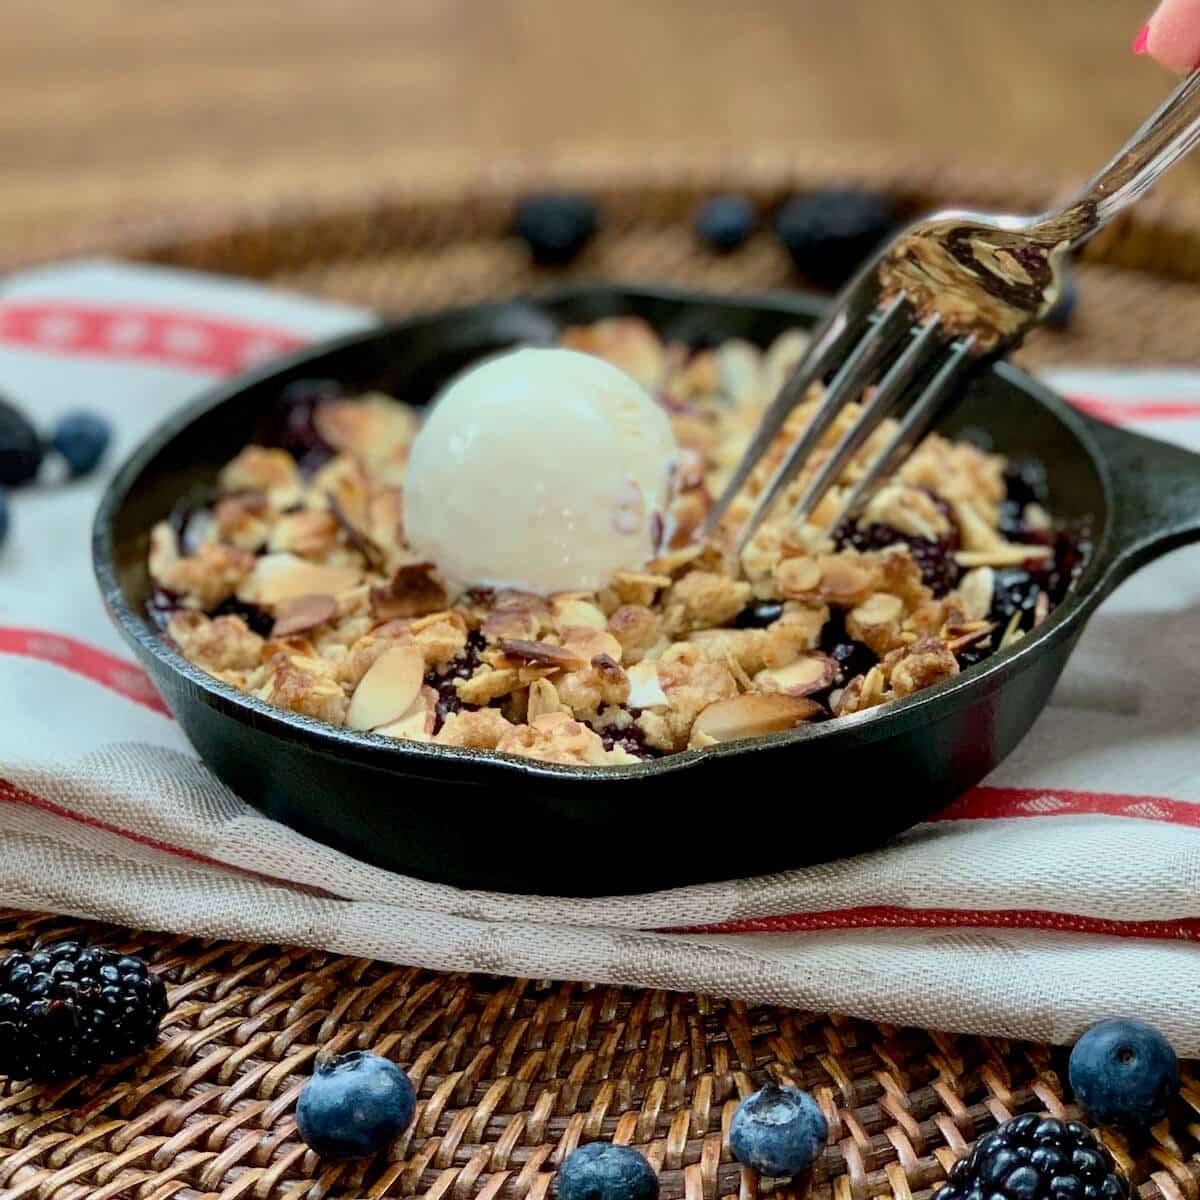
707, 69, 1200, 556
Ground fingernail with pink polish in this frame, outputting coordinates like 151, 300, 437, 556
1132, 23, 1150, 54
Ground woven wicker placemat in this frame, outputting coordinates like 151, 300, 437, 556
3, 158, 1199, 1200
0, 911, 1196, 1200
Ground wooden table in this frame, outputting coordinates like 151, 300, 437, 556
1, 0, 1190, 252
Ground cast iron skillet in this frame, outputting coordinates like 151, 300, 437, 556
94, 286, 1200, 896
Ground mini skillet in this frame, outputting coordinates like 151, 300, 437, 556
94, 286, 1200, 896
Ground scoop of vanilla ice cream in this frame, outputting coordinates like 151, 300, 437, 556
404, 347, 678, 594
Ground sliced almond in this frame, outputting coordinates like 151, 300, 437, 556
345, 644, 425, 731
757, 653, 838, 697
457, 667, 521, 705
955, 544, 1052, 569
1024, 502, 1052, 531
241, 553, 362, 607
860, 483, 950, 541
527, 678, 566, 721
271, 593, 337, 638
958, 566, 995, 622
482, 605, 539, 642
550, 597, 607, 631
375, 685, 437, 741
947, 497, 997, 553
944, 622, 995, 655
716, 339, 762, 406
148, 522, 180, 580
328, 491, 384, 568
562, 627, 623, 665
370, 562, 447, 621
816, 556, 874, 604
999, 608, 1026, 649
776, 556, 821, 596
648, 543, 703, 576
612, 571, 672, 607
692, 693, 822, 744
625, 660, 668, 709
848, 593, 904, 627
497, 638, 587, 670
1034, 589, 1050, 626
763, 329, 810, 399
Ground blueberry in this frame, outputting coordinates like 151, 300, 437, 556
775, 190, 897, 289
0, 487, 8, 550
695, 195, 755, 253
296, 1050, 416, 1159
729, 1083, 828, 1178
514, 194, 598, 267
0, 398, 43, 487
557, 1143, 658, 1200
1044, 276, 1077, 330
1068, 1018, 1179, 1130
51, 412, 111, 478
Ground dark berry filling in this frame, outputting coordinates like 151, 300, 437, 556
209, 595, 275, 638
601, 715, 662, 761
147, 585, 180, 632
834, 491, 961, 597
424, 630, 486, 731
255, 378, 342, 475
819, 609, 878, 684
735, 600, 784, 628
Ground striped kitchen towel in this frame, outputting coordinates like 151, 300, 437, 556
1, 259, 1198, 1052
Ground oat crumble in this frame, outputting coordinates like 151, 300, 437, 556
148, 317, 1087, 766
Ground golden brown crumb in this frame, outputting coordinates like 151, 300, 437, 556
155, 318, 1069, 763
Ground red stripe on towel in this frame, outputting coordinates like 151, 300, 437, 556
929, 786, 1200, 827
0, 628, 170, 716
0, 302, 305, 376
667, 905, 1200, 941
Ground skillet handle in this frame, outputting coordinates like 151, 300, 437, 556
1082, 412, 1200, 595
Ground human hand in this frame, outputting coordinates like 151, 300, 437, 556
1136, 0, 1200, 72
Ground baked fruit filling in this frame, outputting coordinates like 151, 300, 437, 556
148, 317, 1086, 765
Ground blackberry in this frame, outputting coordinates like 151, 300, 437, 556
0, 942, 168, 1081
936, 1115, 1127, 1200
514, 193, 598, 266
0, 398, 44, 487
695, 194, 756, 253
834, 494, 961, 596
775, 190, 897, 290
257, 378, 342, 473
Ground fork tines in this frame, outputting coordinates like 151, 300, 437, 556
704, 289, 975, 555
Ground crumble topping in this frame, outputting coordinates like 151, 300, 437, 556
879, 222, 1068, 352
148, 317, 1087, 765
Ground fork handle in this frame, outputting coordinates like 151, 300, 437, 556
1035, 69, 1200, 248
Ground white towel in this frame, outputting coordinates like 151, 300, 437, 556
2, 260, 1198, 1052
